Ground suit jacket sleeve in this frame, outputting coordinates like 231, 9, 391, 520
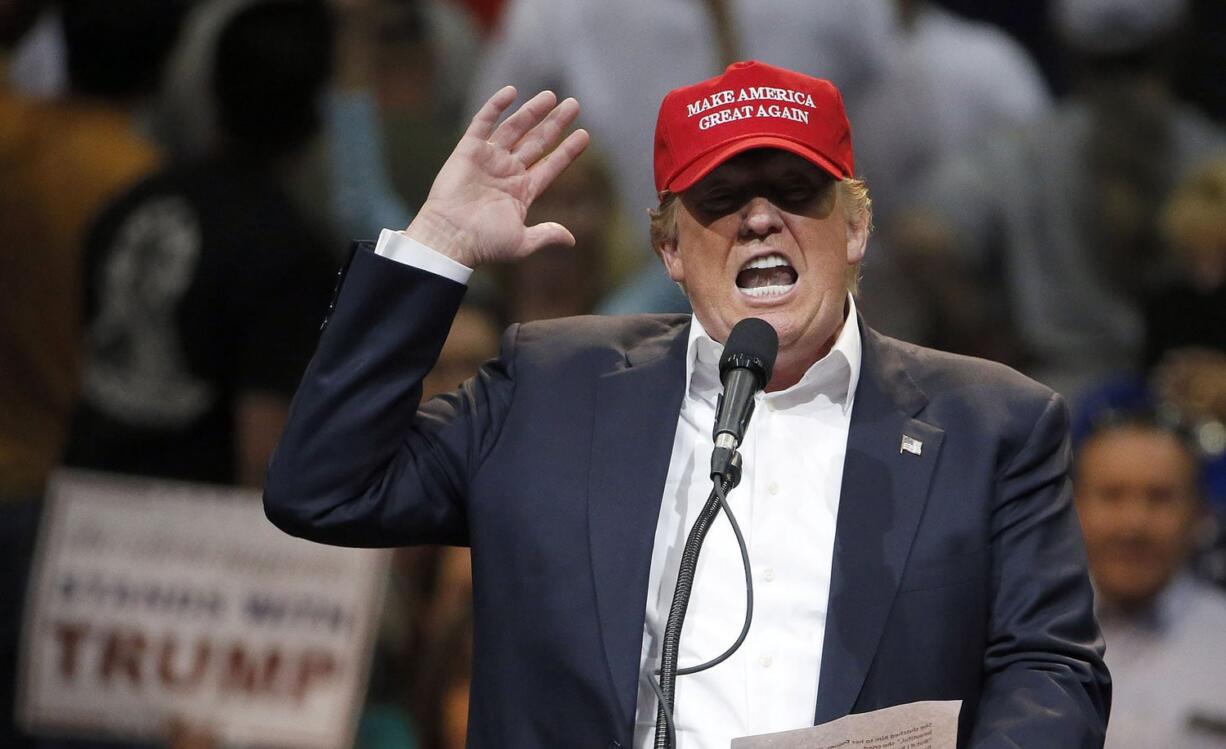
971, 391, 1110, 747
263, 244, 515, 548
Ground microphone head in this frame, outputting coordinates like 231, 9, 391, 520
719, 318, 779, 387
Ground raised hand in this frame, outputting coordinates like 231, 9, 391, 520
403, 87, 590, 268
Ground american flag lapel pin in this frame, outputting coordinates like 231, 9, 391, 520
900, 434, 923, 456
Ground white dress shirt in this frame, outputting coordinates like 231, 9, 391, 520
373, 228, 473, 284
373, 229, 862, 748
631, 304, 860, 748
1098, 576, 1226, 749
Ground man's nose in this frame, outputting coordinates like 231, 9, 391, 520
1115, 494, 1154, 535
739, 196, 784, 239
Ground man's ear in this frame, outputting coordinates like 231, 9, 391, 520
846, 211, 868, 266
657, 237, 685, 284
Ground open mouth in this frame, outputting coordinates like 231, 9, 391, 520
736, 253, 798, 298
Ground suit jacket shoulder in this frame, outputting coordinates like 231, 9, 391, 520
866, 327, 1065, 464
510, 313, 690, 374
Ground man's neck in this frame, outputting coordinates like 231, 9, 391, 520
767, 320, 843, 392
1096, 576, 1192, 631
765, 297, 854, 392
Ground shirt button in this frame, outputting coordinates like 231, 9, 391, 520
759, 655, 773, 668
763, 568, 776, 583
767, 481, 779, 495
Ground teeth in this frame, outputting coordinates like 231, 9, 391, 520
743, 253, 789, 271
741, 284, 793, 298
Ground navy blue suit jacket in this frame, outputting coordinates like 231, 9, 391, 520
265, 246, 1110, 748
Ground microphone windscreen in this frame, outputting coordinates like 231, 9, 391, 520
719, 318, 779, 386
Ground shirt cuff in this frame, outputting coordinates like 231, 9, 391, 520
373, 228, 473, 285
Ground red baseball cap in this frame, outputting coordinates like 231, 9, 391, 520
653, 60, 854, 196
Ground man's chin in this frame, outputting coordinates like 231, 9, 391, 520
1097, 571, 1171, 610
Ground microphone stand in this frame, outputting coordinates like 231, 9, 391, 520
652, 452, 744, 749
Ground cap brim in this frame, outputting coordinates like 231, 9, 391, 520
664, 135, 847, 195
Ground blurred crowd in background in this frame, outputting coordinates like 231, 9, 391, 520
2, 0, 1225, 746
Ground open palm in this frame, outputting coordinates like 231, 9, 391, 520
405, 88, 590, 267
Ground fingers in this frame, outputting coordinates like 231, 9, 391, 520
489, 89, 558, 149
526, 128, 591, 202
464, 85, 518, 141
512, 97, 580, 167
468, 88, 583, 173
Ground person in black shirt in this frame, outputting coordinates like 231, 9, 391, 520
65, 0, 337, 487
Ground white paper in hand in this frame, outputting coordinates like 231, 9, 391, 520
732, 700, 961, 749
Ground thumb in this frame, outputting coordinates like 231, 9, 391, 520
520, 221, 576, 256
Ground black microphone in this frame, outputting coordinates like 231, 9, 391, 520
711, 318, 778, 479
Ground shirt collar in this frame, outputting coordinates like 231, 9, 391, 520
684, 295, 863, 413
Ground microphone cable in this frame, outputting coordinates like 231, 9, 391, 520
649, 316, 776, 748
651, 453, 755, 749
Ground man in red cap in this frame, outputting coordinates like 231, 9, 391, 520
266, 62, 1110, 748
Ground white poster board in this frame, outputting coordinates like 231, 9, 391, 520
18, 469, 390, 748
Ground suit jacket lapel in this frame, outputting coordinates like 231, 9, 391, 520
587, 321, 690, 731
815, 322, 945, 724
